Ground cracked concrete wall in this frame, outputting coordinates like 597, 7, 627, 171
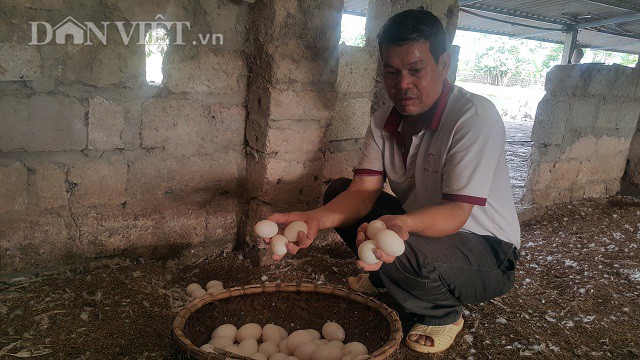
0, 0, 249, 274
523, 64, 640, 207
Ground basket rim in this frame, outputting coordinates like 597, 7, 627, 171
172, 282, 403, 360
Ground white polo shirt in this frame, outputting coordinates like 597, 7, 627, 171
354, 82, 521, 248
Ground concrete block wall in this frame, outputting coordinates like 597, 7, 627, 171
0, 0, 249, 273
323, 45, 377, 184
243, 0, 343, 263
524, 64, 640, 206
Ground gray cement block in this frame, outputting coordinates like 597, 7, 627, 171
88, 96, 126, 150
531, 96, 569, 146
561, 135, 597, 160
73, 201, 207, 259
0, 162, 28, 213
269, 89, 335, 121
164, 49, 246, 94
323, 149, 360, 181
32, 162, 68, 210
336, 45, 378, 94
127, 152, 244, 199
68, 154, 128, 207
0, 95, 86, 151
568, 97, 598, 130
247, 119, 325, 154
200, 0, 248, 51
246, 151, 324, 205
325, 97, 372, 141
597, 100, 640, 130
141, 98, 245, 155
0, 43, 41, 81
613, 66, 640, 98
0, 210, 74, 274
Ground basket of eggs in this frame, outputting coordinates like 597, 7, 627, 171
172, 282, 403, 360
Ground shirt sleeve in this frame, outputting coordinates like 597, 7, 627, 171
354, 123, 385, 177
441, 116, 505, 206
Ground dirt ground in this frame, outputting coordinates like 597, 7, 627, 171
1, 196, 639, 360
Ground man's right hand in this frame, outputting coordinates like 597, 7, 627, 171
263, 212, 322, 261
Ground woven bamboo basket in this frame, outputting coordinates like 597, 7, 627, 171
173, 282, 403, 359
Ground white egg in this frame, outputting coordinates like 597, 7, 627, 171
279, 339, 289, 354
262, 324, 283, 344
207, 285, 225, 294
287, 329, 313, 354
200, 344, 215, 352
366, 220, 387, 239
250, 353, 267, 360
190, 287, 207, 299
283, 221, 308, 242
254, 219, 279, 238
357, 240, 379, 265
294, 341, 318, 360
277, 325, 289, 339
374, 229, 405, 256
237, 323, 262, 342
342, 342, 367, 356
239, 338, 259, 356
312, 344, 342, 360
270, 353, 289, 360
258, 341, 279, 358
205, 280, 223, 291
375, 230, 404, 256
212, 324, 237, 339
225, 344, 242, 354
271, 235, 289, 256
321, 322, 345, 342
208, 336, 234, 349
306, 329, 321, 341
185, 283, 202, 296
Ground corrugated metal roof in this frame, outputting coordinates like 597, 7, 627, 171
343, 0, 640, 54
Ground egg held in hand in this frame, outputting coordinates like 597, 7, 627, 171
357, 240, 379, 265
283, 221, 308, 242
374, 229, 405, 257
254, 219, 279, 238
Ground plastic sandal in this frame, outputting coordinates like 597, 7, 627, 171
405, 318, 464, 354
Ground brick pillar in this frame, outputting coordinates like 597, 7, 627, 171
243, 0, 343, 263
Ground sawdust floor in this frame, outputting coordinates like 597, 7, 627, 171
1, 196, 639, 360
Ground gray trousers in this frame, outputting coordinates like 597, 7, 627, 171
324, 178, 519, 326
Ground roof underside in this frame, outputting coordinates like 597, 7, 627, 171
343, 0, 640, 55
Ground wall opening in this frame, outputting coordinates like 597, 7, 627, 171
340, 12, 366, 47
145, 27, 169, 84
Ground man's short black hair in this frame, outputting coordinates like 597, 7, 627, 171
377, 9, 447, 63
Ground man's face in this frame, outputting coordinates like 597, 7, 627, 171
381, 41, 450, 116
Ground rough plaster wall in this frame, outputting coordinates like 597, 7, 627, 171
0, 0, 249, 274
523, 64, 640, 207
243, 0, 343, 264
